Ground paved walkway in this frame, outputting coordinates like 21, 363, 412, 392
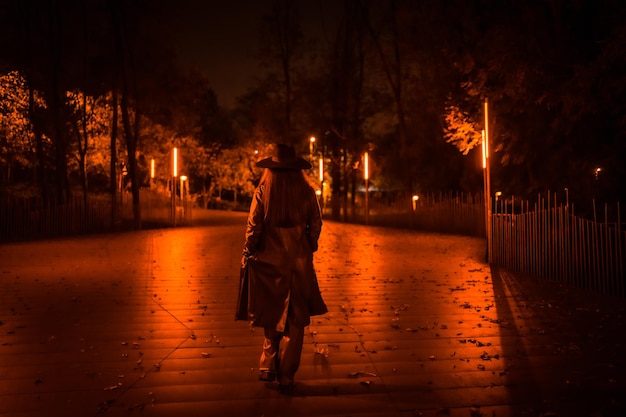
0, 210, 624, 417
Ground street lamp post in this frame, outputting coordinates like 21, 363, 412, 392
180, 175, 186, 201
119, 162, 127, 211
411, 194, 419, 228
180, 175, 188, 221
364, 152, 369, 225
309, 136, 316, 164
319, 156, 324, 212
172, 147, 178, 227
483, 100, 492, 262
150, 158, 155, 189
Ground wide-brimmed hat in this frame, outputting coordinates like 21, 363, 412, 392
256, 144, 312, 170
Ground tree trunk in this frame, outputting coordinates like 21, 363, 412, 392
110, 86, 119, 227
325, 0, 367, 221
76, 91, 89, 228
49, 0, 70, 205
120, 85, 141, 230
363, 0, 411, 193
28, 83, 48, 207
23, 1, 49, 206
110, 0, 141, 230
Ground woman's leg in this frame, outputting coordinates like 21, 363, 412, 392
259, 327, 282, 381
277, 320, 305, 388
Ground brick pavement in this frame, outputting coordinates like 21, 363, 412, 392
0, 209, 624, 417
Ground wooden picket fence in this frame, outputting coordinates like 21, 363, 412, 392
2, 188, 623, 298
358, 191, 624, 298
0, 194, 113, 242
491, 196, 625, 298
351, 191, 486, 237
0, 189, 191, 243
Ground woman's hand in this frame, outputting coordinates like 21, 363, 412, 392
241, 251, 254, 268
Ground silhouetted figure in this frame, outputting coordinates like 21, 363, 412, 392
236, 144, 327, 394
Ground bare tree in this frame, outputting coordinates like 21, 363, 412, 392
328, 0, 368, 221
360, 0, 411, 193
109, 0, 141, 229
259, 0, 304, 139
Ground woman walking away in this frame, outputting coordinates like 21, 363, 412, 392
236, 143, 327, 395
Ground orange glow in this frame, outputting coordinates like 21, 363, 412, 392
483, 99, 492, 262
364, 152, 369, 180
484, 100, 489, 159
150, 158, 155, 179
481, 130, 486, 169
180, 175, 187, 199
172, 148, 178, 177
319, 157, 324, 182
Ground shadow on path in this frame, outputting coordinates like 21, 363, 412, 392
491, 265, 626, 416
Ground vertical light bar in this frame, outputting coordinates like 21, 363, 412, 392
172, 147, 178, 178
484, 99, 492, 262
150, 158, 155, 179
319, 157, 323, 182
481, 130, 486, 169
364, 151, 370, 225
364, 152, 369, 180
484, 101, 489, 159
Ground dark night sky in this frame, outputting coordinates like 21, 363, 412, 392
172, 1, 270, 108
171, 0, 339, 108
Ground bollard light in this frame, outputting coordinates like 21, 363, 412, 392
180, 175, 187, 200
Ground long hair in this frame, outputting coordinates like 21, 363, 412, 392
259, 168, 313, 227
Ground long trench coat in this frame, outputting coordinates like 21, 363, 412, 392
236, 184, 327, 328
